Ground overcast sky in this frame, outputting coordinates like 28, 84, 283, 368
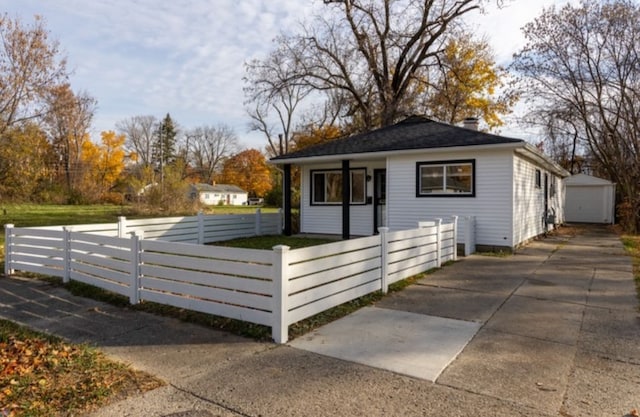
2, 0, 575, 149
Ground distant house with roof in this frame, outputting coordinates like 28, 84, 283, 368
270, 116, 569, 252
190, 183, 248, 206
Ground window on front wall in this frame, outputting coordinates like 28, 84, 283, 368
311, 168, 366, 205
416, 160, 475, 197
535, 169, 541, 188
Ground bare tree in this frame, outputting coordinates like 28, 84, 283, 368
116, 115, 157, 166
512, 0, 640, 232
244, 0, 495, 150
0, 14, 68, 134
43, 84, 97, 193
245, 44, 312, 157
187, 124, 239, 183
293, 0, 484, 129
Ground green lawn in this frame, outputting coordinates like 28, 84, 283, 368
0, 203, 276, 230
0, 204, 129, 228
0, 204, 129, 262
0, 203, 278, 261
212, 235, 337, 250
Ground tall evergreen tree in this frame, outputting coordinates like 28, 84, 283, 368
152, 113, 178, 169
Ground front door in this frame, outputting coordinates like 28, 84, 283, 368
373, 169, 386, 234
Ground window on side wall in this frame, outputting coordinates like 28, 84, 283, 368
416, 160, 475, 197
311, 168, 367, 205
535, 169, 541, 188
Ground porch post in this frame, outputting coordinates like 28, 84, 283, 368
341, 159, 350, 240
283, 164, 292, 236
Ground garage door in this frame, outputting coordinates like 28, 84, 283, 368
565, 186, 607, 223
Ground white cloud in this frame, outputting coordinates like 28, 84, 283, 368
2, 0, 576, 147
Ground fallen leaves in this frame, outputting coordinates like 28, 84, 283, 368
0, 321, 163, 416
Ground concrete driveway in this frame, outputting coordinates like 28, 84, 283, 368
1, 225, 638, 416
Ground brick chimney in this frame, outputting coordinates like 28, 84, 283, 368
463, 117, 479, 131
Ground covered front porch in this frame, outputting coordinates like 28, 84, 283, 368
280, 157, 387, 239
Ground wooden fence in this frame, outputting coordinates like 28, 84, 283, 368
4, 215, 457, 343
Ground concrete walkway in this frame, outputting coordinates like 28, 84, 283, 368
1, 225, 638, 416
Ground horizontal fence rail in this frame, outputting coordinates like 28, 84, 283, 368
139, 240, 275, 327
4, 214, 458, 343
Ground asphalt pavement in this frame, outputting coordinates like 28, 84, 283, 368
1, 225, 638, 417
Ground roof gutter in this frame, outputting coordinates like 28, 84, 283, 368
515, 143, 571, 178
269, 141, 525, 165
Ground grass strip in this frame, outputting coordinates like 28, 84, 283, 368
621, 234, 640, 305
55, 266, 439, 342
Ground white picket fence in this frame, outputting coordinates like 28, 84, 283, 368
3, 214, 457, 343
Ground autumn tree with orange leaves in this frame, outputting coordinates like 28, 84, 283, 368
218, 149, 272, 198
0, 123, 54, 200
79, 131, 128, 202
425, 33, 516, 130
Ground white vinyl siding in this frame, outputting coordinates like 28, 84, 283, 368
512, 154, 564, 245
550, 173, 565, 225
386, 149, 514, 247
297, 149, 564, 250
199, 192, 247, 206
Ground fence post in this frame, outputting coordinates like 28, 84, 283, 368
451, 215, 458, 261
436, 218, 442, 268
272, 245, 290, 344
4, 224, 14, 276
130, 231, 143, 304
379, 227, 389, 294
197, 211, 205, 244
63, 227, 72, 283
255, 208, 262, 236
118, 216, 126, 238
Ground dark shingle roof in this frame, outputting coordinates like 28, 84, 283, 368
271, 116, 524, 162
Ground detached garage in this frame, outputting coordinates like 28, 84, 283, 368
565, 174, 616, 224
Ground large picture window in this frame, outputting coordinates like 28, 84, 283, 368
416, 160, 475, 197
311, 168, 366, 205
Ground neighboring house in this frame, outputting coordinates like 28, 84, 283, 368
270, 116, 569, 252
565, 173, 616, 224
190, 183, 248, 206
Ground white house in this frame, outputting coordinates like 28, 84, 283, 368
190, 183, 248, 206
270, 116, 569, 252
565, 173, 616, 224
